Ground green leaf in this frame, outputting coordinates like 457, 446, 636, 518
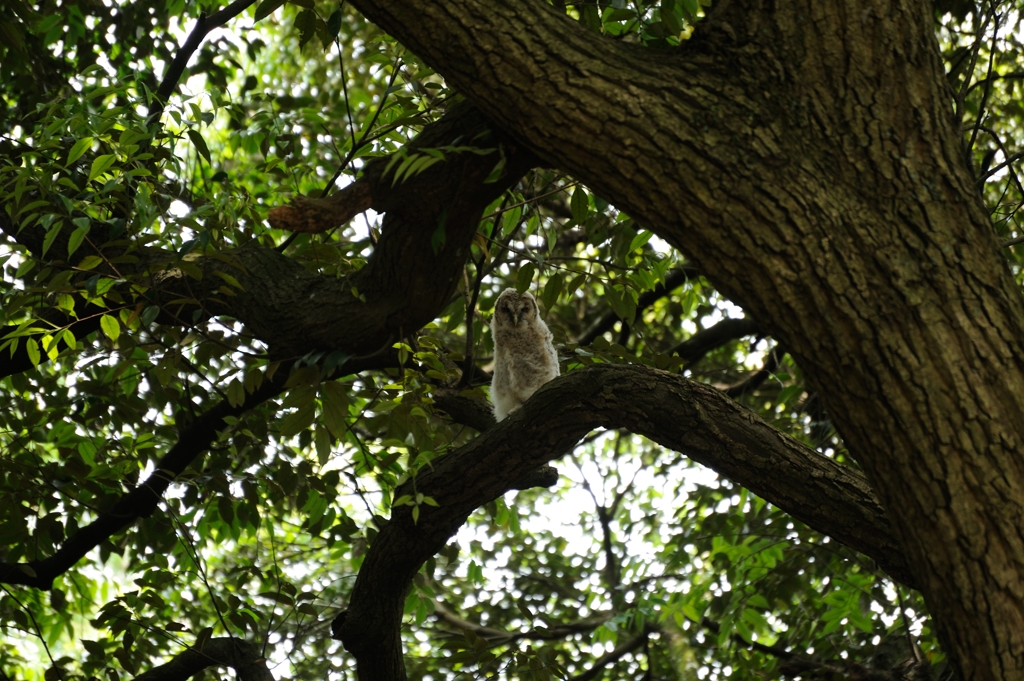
253, 0, 286, 21
227, 378, 245, 407
570, 187, 589, 224
580, 5, 602, 32
502, 206, 522, 237
541, 273, 563, 310
26, 337, 40, 365
60, 328, 76, 351
41, 218, 62, 257
661, 4, 684, 34
321, 382, 349, 439
67, 137, 93, 165
315, 425, 331, 465
565, 273, 587, 297
515, 262, 536, 293
77, 255, 102, 270
629, 229, 653, 253
214, 270, 243, 289
88, 154, 116, 182
141, 305, 160, 326
186, 129, 212, 164
327, 8, 342, 37
295, 9, 317, 48
100, 315, 120, 341
67, 223, 89, 257
14, 258, 35, 279
280, 401, 316, 437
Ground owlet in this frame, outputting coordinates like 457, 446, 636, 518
490, 288, 560, 421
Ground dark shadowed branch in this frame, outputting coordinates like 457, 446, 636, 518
0, 103, 538, 376
670, 317, 763, 365
153, 0, 261, 106
131, 638, 272, 681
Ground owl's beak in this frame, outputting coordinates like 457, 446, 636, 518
512, 312, 521, 325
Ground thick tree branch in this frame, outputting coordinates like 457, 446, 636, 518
431, 387, 496, 432
337, 3, 1024, 671
334, 363, 911, 680
131, 638, 272, 681
267, 175, 373, 233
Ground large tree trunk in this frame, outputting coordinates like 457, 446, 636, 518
347, 0, 1024, 676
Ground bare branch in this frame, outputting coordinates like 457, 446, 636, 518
431, 600, 611, 644
669, 317, 763, 365
154, 0, 260, 105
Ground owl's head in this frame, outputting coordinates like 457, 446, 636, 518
494, 288, 537, 327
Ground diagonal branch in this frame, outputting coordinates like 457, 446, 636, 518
569, 624, 654, 681
0, 367, 289, 589
430, 600, 611, 644
0, 351, 399, 590
722, 343, 787, 398
131, 638, 272, 681
333, 363, 911, 680
153, 0, 261, 107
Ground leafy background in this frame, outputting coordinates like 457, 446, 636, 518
1, 0, 1021, 679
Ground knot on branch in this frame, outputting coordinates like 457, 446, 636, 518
331, 610, 347, 640
267, 181, 374, 233
510, 464, 560, 490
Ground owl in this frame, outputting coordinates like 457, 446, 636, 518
490, 288, 560, 421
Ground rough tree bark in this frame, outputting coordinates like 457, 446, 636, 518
340, 0, 1024, 678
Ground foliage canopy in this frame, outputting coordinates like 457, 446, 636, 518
1, 0, 1023, 680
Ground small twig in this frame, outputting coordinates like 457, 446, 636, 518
0, 585, 60, 675
967, 6, 1001, 154
954, 6, 993, 128
168, 508, 235, 643
153, 0, 260, 112
277, 49, 404, 252
460, 193, 513, 385
723, 344, 787, 398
